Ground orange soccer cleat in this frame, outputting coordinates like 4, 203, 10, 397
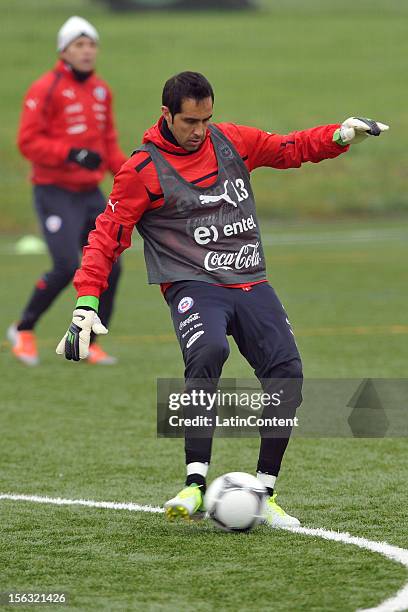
87, 343, 117, 365
7, 324, 39, 366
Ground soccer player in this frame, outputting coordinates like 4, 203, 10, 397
56, 72, 388, 526
8, 16, 127, 366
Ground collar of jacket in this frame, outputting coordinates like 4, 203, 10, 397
142, 115, 211, 156
54, 59, 96, 83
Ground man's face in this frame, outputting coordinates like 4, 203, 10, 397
162, 97, 213, 152
60, 36, 98, 72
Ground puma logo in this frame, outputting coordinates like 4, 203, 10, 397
25, 98, 38, 110
108, 199, 119, 213
199, 180, 237, 208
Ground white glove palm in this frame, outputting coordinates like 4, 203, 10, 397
337, 117, 389, 145
56, 308, 108, 361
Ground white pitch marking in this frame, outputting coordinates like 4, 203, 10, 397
0, 493, 164, 514
360, 585, 408, 612
284, 526, 408, 612
1, 493, 407, 612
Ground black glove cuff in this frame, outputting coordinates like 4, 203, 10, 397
67, 148, 80, 163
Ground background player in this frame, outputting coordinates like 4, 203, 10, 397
56, 72, 388, 526
8, 16, 126, 365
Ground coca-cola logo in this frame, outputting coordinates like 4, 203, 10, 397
204, 242, 261, 271
179, 312, 200, 330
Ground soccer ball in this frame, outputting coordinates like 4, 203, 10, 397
204, 472, 267, 532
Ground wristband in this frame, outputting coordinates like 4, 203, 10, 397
332, 128, 348, 147
76, 295, 99, 311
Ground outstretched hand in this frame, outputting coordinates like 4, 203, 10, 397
56, 309, 108, 361
335, 117, 389, 145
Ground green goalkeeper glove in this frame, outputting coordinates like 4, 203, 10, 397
333, 117, 389, 146
56, 298, 107, 361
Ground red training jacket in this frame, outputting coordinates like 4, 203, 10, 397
18, 60, 127, 192
74, 117, 349, 297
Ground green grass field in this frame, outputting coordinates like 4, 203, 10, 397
1, 0, 407, 230
2, 219, 408, 611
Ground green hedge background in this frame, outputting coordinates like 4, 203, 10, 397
1, 0, 406, 231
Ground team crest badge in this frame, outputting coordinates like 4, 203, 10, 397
220, 144, 233, 159
93, 86, 107, 101
178, 296, 194, 314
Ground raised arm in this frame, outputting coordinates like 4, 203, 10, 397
236, 123, 349, 171
229, 117, 388, 171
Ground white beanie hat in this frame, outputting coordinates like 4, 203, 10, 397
57, 16, 99, 52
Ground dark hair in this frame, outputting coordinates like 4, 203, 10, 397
162, 71, 214, 117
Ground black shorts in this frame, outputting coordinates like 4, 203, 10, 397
165, 280, 302, 379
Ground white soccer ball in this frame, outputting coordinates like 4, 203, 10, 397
204, 472, 267, 532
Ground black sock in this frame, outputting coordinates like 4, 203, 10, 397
185, 473, 206, 494
257, 437, 291, 476
17, 320, 35, 331
17, 275, 72, 331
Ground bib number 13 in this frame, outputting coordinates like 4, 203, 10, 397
231, 178, 249, 202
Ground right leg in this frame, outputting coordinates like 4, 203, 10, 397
164, 282, 233, 519
17, 185, 86, 330
166, 282, 232, 473
10, 186, 86, 365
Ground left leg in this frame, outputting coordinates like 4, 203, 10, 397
256, 358, 303, 484
230, 283, 303, 526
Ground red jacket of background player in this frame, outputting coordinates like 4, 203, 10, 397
17, 60, 127, 192
74, 117, 349, 297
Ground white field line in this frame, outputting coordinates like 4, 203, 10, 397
287, 526, 408, 612
0, 493, 164, 514
1, 493, 407, 612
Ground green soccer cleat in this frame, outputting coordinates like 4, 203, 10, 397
164, 484, 205, 522
263, 493, 300, 529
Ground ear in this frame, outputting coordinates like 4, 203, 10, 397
161, 105, 172, 126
